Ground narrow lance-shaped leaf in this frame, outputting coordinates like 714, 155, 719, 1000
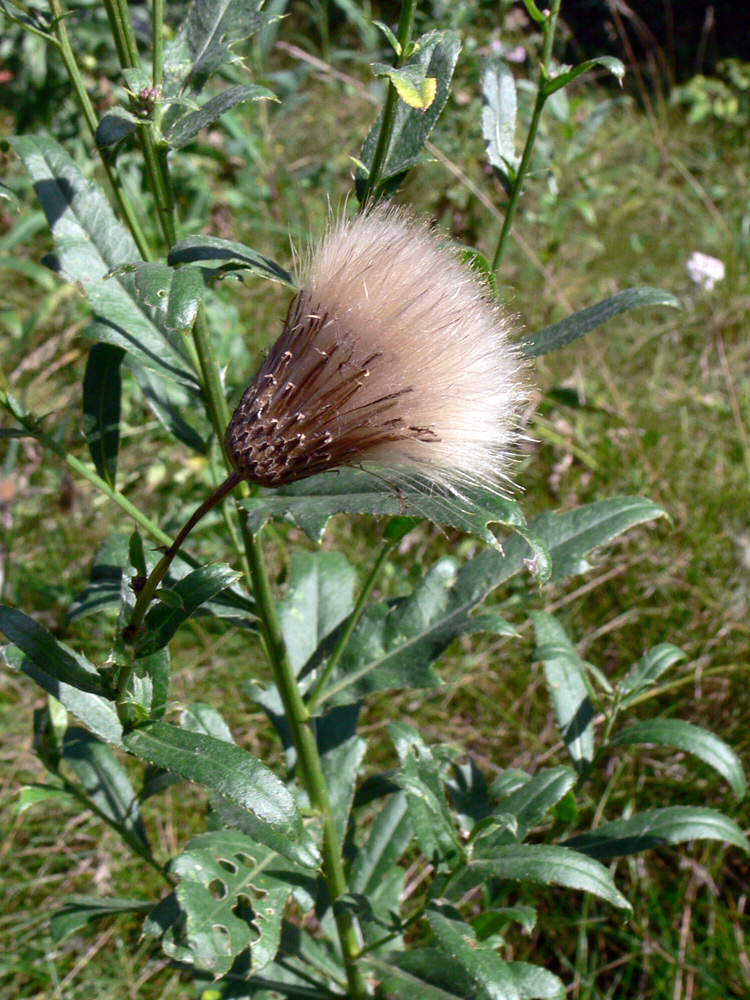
168, 234, 295, 286
122, 721, 319, 867
8, 135, 199, 390
531, 613, 595, 775
518, 287, 681, 358
82, 343, 124, 487
428, 910, 521, 1000
482, 55, 519, 193
618, 643, 686, 705
51, 897, 153, 944
165, 83, 276, 147
543, 56, 626, 97
608, 719, 746, 800
564, 806, 749, 859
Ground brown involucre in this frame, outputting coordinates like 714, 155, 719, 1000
225, 207, 528, 493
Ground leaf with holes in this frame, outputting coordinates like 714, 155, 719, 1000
145, 830, 300, 976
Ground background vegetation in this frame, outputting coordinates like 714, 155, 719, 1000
1, 1, 749, 998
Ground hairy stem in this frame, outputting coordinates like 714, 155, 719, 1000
491, 0, 563, 272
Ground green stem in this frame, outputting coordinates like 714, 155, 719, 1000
359, 0, 418, 208
47, 0, 153, 261
491, 0, 562, 272
240, 519, 368, 999
152, 0, 164, 91
307, 535, 396, 714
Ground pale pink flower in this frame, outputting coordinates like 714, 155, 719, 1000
225, 208, 527, 495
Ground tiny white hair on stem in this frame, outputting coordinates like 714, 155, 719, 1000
225, 206, 528, 496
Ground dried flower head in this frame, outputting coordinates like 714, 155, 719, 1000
225, 208, 527, 495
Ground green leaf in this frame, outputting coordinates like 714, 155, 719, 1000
428, 911, 521, 1000
51, 896, 152, 943
518, 288, 681, 357
315, 556, 517, 706
543, 56, 626, 97
165, 83, 276, 147
3, 645, 123, 746
136, 564, 242, 656
565, 806, 749, 859
618, 643, 686, 705
122, 721, 319, 867
278, 549, 356, 673
321, 735, 367, 845
62, 727, 149, 851
0, 0, 55, 38
349, 790, 412, 894
168, 234, 295, 286
608, 719, 746, 799
239, 469, 551, 579
357, 30, 461, 195
373, 18, 401, 56
507, 963, 565, 1000
9, 135, 199, 391
527, 497, 668, 583
391, 723, 463, 868
17, 783, 73, 813
163, 0, 273, 95
369, 947, 491, 999
499, 766, 577, 836
147, 830, 299, 975
0, 605, 106, 696
482, 56, 519, 193
467, 844, 631, 910
82, 343, 124, 487
531, 614, 595, 775
96, 106, 141, 147
125, 357, 209, 454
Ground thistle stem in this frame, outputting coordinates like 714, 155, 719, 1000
491, 0, 563, 272
360, 0, 418, 207
124, 470, 242, 642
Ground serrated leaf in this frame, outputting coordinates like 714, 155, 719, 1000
168, 234, 295, 286
531, 614, 595, 775
618, 643, 686, 705
96, 106, 141, 147
391, 723, 463, 868
608, 719, 746, 799
518, 288, 681, 357
239, 469, 550, 579
564, 806, 749, 858
428, 911, 520, 1000
466, 844, 631, 910
82, 343, 124, 487
369, 947, 491, 999
349, 790, 412, 894
136, 564, 242, 656
0, 605, 106, 696
9, 135, 199, 391
165, 83, 276, 146
3, 645, 123, 746
149, 830, 299, 975
123, 721, 319, 867
163, 0, 272, 95
62, 727, 149, 851
543, 56, 625, 97
357, 30, 461, 195
51, 896, 152, 943
499, 766, 577, 836
278, 549, 356, 673
313, 556, 517, 707
482, 56, 519, 192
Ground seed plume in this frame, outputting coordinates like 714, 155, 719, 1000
225, 207, 527, 493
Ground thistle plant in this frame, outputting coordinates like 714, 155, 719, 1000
0, 2, 746, 998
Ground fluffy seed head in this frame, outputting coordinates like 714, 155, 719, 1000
225, 207, 527, 494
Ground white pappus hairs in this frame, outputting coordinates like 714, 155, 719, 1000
225, 206, 528, 494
